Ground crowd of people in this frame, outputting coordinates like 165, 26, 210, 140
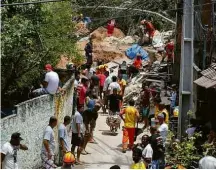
1, 18, 216, 170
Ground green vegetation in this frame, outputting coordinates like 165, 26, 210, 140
1, 0, 80, 106
74, 0, 176, 34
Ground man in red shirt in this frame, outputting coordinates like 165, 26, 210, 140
164, 39, 174, 62
107, 19, 115, 37
77, 77, 89, 108
97, 68, 106, 99
140, 20, 156, 44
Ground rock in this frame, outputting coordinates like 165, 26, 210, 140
104, 36, 121, 45
75, 22, 90, 36
120, 36, 135, 45
91, 27, 125, 42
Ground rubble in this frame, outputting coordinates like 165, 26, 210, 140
74, 21, 90, 36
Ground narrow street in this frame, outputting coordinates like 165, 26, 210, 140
73, 113, 147, 169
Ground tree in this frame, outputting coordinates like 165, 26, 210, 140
73, 0, 176, 34
1, 0, 81, 107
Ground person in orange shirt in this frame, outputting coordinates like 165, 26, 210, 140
164, 39, 174, 63
128, 54, 142, 79
120, 99, 139, 153
140, 20, 156, 44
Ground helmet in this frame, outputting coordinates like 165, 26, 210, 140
104, 64, 108, 68
63, 152, 75, 163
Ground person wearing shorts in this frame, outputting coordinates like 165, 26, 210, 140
71, 106, 85, 165
82, 104, 101, 154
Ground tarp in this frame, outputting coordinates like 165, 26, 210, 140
125, 44, 149, 60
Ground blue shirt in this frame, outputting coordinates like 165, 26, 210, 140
170, 92, 177, 109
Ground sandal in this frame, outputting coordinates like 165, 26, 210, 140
75, 161, 83, 165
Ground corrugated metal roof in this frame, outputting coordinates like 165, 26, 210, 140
194, 63, 216, 88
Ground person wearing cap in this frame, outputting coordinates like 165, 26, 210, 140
41, 116, 58, 169
58, 116, 71, 165
157, 113, 168, 147
32, 64, 61, 97
82, 103, 101, 153
1, 133, 28, 169
61, 152, 75, 169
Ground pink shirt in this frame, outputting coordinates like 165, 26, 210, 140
98, 74, 106, 87
78, 85, 87, 105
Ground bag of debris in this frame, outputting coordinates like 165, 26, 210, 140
152, 30, 164, 48
125, 44, 149, 60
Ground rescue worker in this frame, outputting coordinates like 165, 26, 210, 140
120, 99, 139, 153
128, 54, 142, 79
164, 39, 174, 63
107, 19, 115, 37
140, 20, 155, 44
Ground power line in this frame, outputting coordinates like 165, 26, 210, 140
1, 0, 67, 7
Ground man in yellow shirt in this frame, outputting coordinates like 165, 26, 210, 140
120, 100, 139, 153
158, 102, 169, 124
118, 74, 127, 108
130, 146, 146, 169
118, 74, 127, 96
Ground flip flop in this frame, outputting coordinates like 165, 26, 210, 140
81, 151, 87, 155
75, 161, 83, 165
89, 141, 98, 144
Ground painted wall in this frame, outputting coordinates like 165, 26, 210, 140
1, 76, 74, 169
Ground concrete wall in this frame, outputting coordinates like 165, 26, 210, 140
1, 76, 74, 169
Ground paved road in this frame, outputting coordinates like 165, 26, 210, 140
73, 112, 149, 169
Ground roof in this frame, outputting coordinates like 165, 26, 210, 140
194, 63, 216, 89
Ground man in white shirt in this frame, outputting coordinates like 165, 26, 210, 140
157, 113, 168, 147
1, 133, 28, 169
41, 116, 58, 169
71, 106, 85, 164
108, 76, 121, 95
141, 135, 153, 168
32, 64, 62, 97
58, 116, 71, 165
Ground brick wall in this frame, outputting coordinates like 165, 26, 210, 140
1, 76, 74, 169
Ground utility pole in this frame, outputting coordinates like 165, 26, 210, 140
178, 0, 194, 140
